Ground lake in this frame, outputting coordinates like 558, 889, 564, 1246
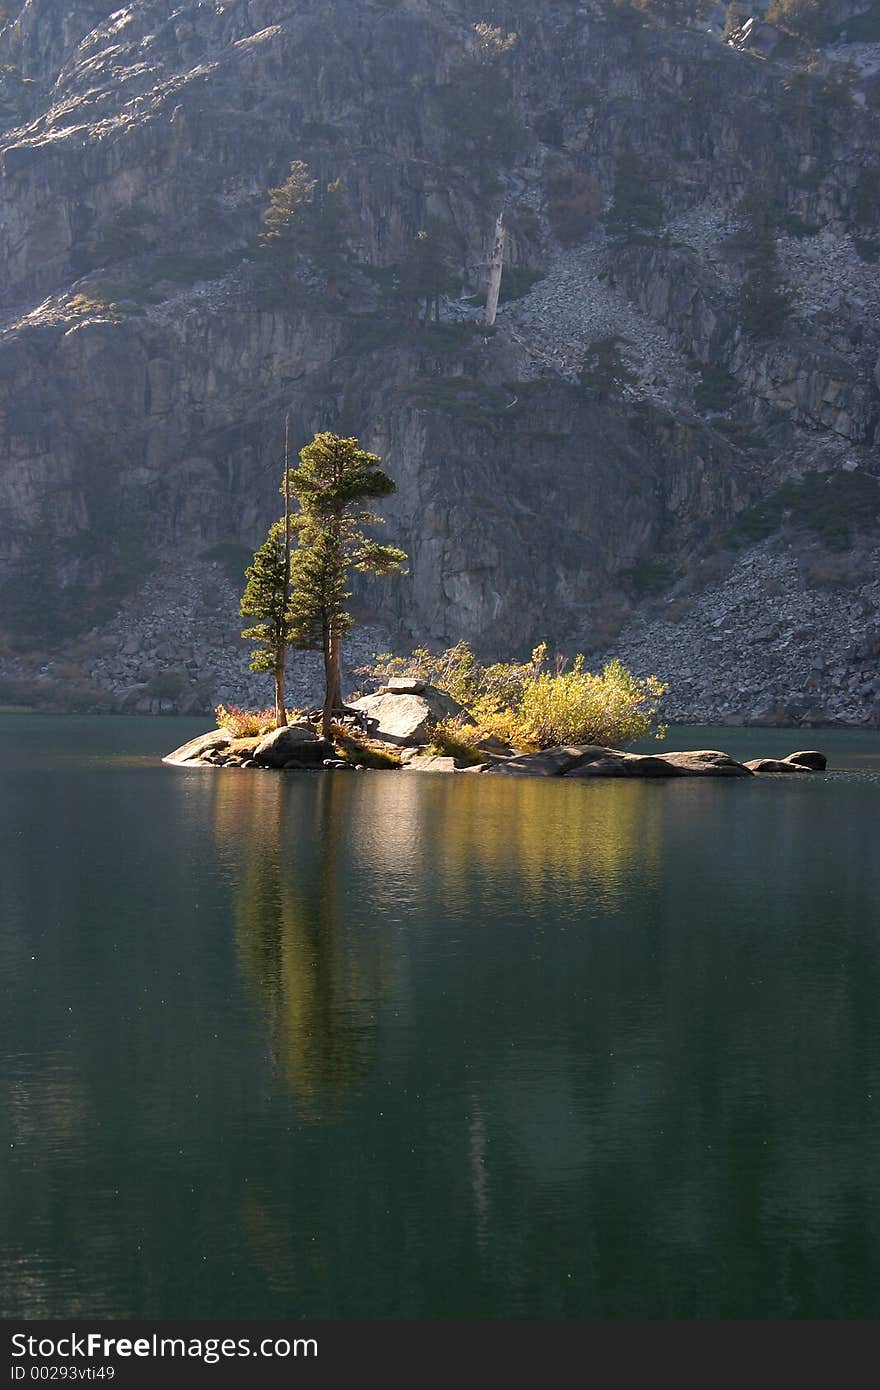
2, 715, 879, 1319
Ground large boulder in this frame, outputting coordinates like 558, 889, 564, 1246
162, 729, 232, 765
565, 750, 677, 778
254, 724, 333, 768
491, 746, 609, 777
744, 758, 809, 774
347, 685, 472, 746
403, 755, 459, 773
784, 750, 827, 771
658, 750, 753, 778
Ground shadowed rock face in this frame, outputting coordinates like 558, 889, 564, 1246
1, 1, 879, 717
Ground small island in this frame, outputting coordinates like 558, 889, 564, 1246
165, 677, 828, 779
163, 426, 829, 782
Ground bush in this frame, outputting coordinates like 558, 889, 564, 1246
604, 149, 664, 236
428, 717, 486, 765
852, 168, 880, 230
68, 292, 120, 319
694, 363, 740, 413
728, 470, 880, 551
740, 233, 793, 337
515, 658, 668, 748
579, 337, 637, 400
766, 0, 827, 44
330, 731, 403, 768
215, 704, 289, 736
361, 644, 668, 748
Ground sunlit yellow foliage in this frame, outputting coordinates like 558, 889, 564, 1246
362, 645, 668, 748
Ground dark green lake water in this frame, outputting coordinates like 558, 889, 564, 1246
2, 715, 880, 1319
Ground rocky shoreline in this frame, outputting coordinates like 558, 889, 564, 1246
163, 682, 828, 780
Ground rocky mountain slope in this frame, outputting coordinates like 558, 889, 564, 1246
0, 0, 878, 723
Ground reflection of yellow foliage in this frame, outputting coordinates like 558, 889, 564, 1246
214, 773, 390, 1112
213, 767, 662, 1104
346, 774, 661, 911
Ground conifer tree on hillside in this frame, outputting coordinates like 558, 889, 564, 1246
604, 147, 664, 235
738, 186, 793, 337
723, 1, 744, 39
619, 0, 711, 23
286, 433, 407, 738
396, 221, 455, 324
740, 233, 794, 337
260, 161, 317, 246
766, 0, 826, 44
259, 161, 352, 298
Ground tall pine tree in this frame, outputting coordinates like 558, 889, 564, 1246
240, 519, 296, 728
286, 433, 407, 738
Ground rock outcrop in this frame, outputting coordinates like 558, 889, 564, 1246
164, 716, 830, 779
253, 724, 333, 768
1, 2, 879, 721
491, 746, 755, 779
347, 686, 471, 746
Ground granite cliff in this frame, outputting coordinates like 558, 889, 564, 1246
0, 0, 878, 723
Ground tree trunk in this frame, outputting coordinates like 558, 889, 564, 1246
483, 212, 505, 328
277, 414, 291, 731
274, 659, 286, 730
321, 625, 344, 739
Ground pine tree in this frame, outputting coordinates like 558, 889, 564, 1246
310, 177, 350, 299
579, 336, 637, 401
620, 0, 711, 24
723, 1, 743, 40
740, 231, 794, 337
240, 520, 295, 728
604, 147, 664, 235
766, 0, 825, 45
396, 221, 454, 325
258, 162, 351, 299
259, 161, 318, 247
286, 433, 407, 738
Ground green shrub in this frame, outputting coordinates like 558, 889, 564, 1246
766, 0, 827, 43
729, 470, 880, 550
604, 148, 664, 236
68, 292, 120, 319
779, 212, 821, 237
579, 337, 637, 400
620, 559, 678, 598
402, 377, 513, 423
515, 658, 668, 748
694, 363, 740, 413
428, 717, 486, 765
852, 168, 880, 230
853, 237, 880, 264
740, 233, 793, 337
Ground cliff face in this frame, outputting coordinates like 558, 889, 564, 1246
0, 0, 878, 722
